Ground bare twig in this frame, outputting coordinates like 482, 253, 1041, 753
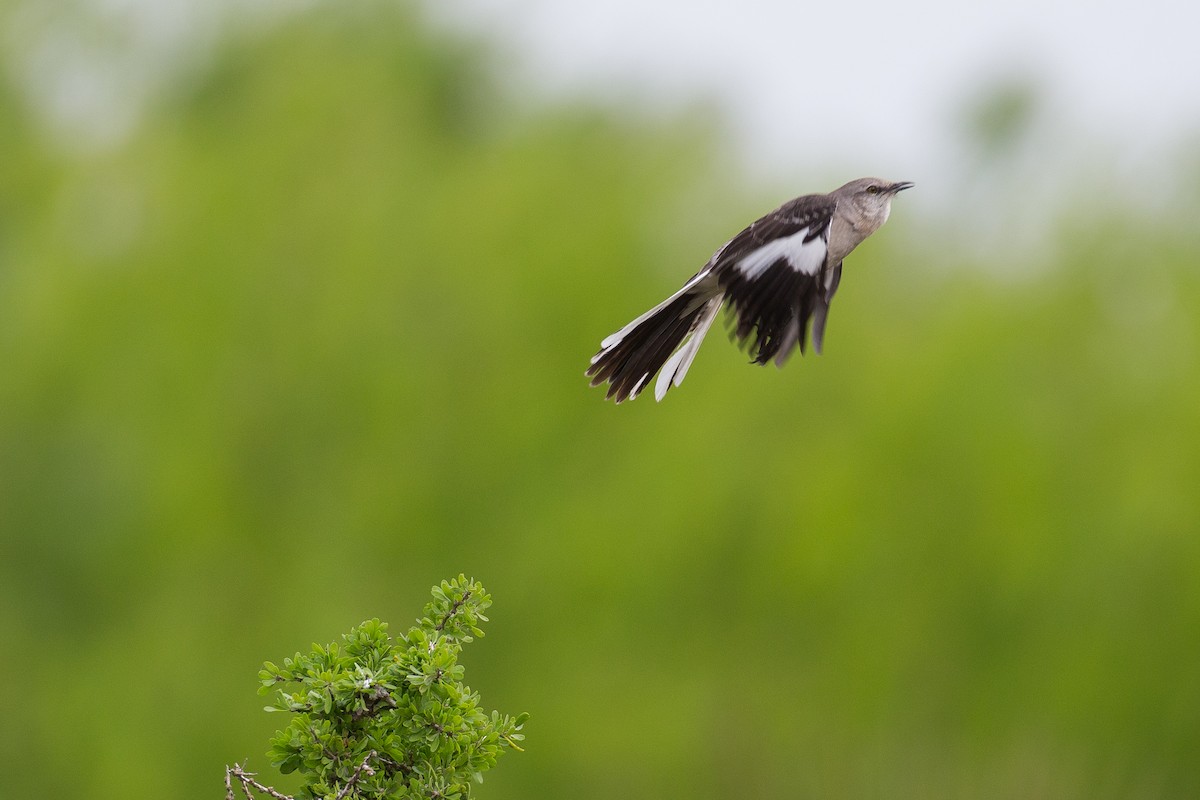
225, 763, 296, 800
334, 750, 379, 800
435, 592, 470, 632
352, 685, 397, 721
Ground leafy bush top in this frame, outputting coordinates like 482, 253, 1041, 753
258, 576, 527, 799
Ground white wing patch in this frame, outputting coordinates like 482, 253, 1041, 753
735, 226, 827, 279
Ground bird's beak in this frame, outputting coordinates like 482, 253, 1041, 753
889, 181, 915, 193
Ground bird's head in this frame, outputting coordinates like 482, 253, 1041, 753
837, 177, 914, 231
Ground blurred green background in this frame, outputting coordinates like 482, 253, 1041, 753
2, 2, 1199, 799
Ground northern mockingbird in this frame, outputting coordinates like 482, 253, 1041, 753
586, 177, 913, 402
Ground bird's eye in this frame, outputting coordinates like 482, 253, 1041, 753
866, 185, 880, 194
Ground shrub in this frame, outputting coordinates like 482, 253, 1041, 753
229, 576, 527, 800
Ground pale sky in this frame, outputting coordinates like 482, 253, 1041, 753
423, 0, 1200, 197
9, 0, 1199, 212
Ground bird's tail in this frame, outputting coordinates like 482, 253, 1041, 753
587, 290, 723, 403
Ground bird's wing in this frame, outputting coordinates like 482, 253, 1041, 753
709, 195, 839, 365
708, 195, 835, 272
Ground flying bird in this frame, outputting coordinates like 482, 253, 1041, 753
586, 177, 913, 402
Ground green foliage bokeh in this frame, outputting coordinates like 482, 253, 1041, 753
0, 3, 1198, 799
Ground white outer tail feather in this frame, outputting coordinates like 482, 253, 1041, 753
653, 297, 722, 401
